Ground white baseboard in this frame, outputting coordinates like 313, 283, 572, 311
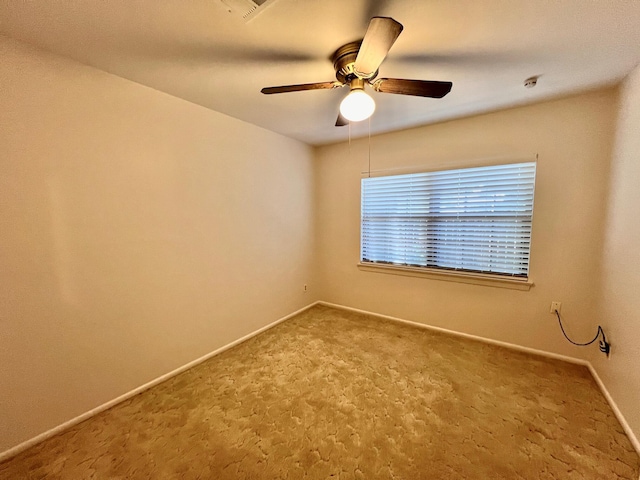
317, 301, 588, 366
587, 364, 640, 455
318, 301, 640, 456
0, 301, 320, 463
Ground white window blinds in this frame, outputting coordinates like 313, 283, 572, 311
361, 162, 536, 278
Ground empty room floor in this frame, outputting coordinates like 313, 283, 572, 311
1, 305, 638, 479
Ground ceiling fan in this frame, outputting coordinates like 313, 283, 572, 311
261, 17, 453, 126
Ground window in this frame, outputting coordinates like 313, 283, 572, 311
360, 162, 536, 279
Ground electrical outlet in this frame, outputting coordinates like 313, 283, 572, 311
550, 301, 561, 314
303, 284, 308, 293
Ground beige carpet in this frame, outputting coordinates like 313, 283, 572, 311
1, 305, 638, 479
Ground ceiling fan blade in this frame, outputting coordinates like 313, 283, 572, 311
261, 81, 343, 94
335, 113, 348, 127
371, 78, 453, 98
354, 17, 403, 79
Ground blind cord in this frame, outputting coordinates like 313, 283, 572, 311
555, 310, 610, 355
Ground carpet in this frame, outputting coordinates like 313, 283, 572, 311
1, 305, 638, 479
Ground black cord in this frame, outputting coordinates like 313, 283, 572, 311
555, 310, 604, 346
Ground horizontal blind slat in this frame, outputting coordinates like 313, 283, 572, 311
361, 162, 536, 277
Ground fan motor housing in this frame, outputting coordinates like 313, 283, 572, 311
332, 41, 378, 84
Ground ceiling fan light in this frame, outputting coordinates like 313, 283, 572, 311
339, 89, 376, 122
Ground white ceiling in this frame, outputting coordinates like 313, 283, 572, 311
2, 0, 640, 145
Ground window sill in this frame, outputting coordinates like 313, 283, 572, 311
357, 262, 533, 291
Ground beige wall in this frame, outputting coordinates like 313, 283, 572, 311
0, 36, 316, 453
315, 89, 617, 359
592, 65, 640, 443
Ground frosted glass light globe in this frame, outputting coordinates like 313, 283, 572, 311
339, 89, 376, 122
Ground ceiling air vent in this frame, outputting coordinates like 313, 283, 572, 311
215, 0, 276, 21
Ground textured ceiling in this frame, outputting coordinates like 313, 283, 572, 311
1, 0, 640, 145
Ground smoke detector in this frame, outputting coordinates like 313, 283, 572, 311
524, 76, 538, 88
215, 0, 276, 21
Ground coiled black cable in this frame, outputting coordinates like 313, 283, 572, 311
555, 310, 610, 355
555, 311, 601, 345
